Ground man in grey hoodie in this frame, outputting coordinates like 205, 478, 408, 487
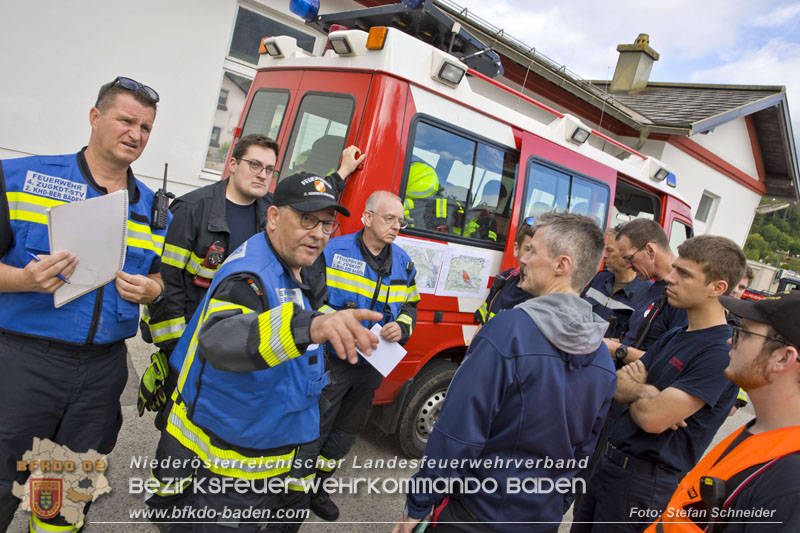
395, 213, 617, 533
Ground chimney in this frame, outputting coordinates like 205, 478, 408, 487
609, 33, 660, 94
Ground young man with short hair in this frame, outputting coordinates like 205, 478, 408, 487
647, 291, 800, 532
573, 235, 746, 532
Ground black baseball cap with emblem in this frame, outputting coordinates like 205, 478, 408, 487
719, 291, 800, 348
273, 172, 350, 216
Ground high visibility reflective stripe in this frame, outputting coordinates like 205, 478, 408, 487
29, 513, 82, 533
317, 455, 339, 473
127, 220, 165, 256
286, 473, 316, 492
407, 285, 421, 303
396, 313, 414, 335
166, 401, 294, 479
150, 316, 187, 344
325, 268, 408, 303
176, 299, 252, 392
737, 388, 748, 402
584, 287, 635, 312
477, 303, 488, 322
435, 198, 447, 219
7, 192, 66, 225
186, 252, 217, 279
488, 231, 497, 241
257, 302, 301, 367
142, 306, 151, 324
148, 469, 193, 497
162, 243, 190, 269
318, 305, 336, 315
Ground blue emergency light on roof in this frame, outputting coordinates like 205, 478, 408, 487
290, 0, 319, 22
666, 173, 677, 188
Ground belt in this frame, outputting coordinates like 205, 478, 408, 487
604, 441, 675, 477
0, 330, 124, 355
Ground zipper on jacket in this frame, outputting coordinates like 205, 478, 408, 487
86, 287, 104, 344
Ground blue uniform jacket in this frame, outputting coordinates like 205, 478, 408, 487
407, 296, 617, 531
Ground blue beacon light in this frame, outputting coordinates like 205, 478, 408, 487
666, 172, 677, 188
290, 0, 320, 22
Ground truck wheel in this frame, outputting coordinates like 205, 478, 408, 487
393, 359, 457, 458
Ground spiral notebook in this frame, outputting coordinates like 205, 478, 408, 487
48, 190, 129, 308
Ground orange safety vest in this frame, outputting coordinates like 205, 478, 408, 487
645, 424, 800, 532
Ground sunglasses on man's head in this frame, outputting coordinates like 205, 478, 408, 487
97, 76, 160, 105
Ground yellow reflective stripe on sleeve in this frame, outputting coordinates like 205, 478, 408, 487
150, 316, 187, 344
396, 313, 414, 334
186, 252, 217, 279
127, 219, 166, 256
318, 305, 336, 315
317, 455, 340, 472
257, 303, 301, 367
286, 473, 316, 492
435, 198, 447, 218
7, 191, 66, 225
148, 469, 193, 497
205, 299, 253, 319
406, 284, 421, 303
141, 306, 151, 324
166, 401, 295, 479
325, 268, 408, 304
477, 303, 488, 322
29, 513, 83, 533
162, 243, 191, 269
488, 231, 497, 241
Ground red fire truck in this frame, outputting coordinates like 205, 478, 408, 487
222, 0, 694, 457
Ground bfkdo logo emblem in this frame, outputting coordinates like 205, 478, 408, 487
314, 180, 326, 192
31, 478, 62, 519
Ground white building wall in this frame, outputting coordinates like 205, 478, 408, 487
659, 142, 761, 245
690, 118, 761, 181
0, 0, 360, 196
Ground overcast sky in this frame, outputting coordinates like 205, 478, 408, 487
453, 0, 800, 143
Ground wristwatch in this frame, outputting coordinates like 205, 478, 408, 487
151, 287, 166, 306
614, 344, 629, 363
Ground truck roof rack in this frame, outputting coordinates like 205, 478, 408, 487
301, 0, 503, 78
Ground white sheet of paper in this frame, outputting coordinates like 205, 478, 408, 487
48, 190, 129, 308
357, 323, 407, 377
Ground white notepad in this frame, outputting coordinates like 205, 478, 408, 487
357, 323, 408, 377
48, 190, 129, 308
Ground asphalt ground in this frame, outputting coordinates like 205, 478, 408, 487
7, 334, 753, 532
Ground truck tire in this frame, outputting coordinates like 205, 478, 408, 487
393, 359, 457, 458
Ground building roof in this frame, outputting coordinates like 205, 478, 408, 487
590, 82, 784, 133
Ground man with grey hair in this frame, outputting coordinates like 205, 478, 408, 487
395, 213, 617, 532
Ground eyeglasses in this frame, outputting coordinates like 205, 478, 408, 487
621, 243, 648, 264
366, 210, 408, 229
239, 158, 276, 177
97, 76, 159, 105
730, 325, 794, 348
291, 208, 340, 235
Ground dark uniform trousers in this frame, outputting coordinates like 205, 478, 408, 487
269, 354, 383, 530
571, 447, 678, 533
0, 331, 127, 531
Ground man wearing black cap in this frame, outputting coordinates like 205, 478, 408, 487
648, 291, 800, 532
161, 173, 382, 532
267, 191, 419, 532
